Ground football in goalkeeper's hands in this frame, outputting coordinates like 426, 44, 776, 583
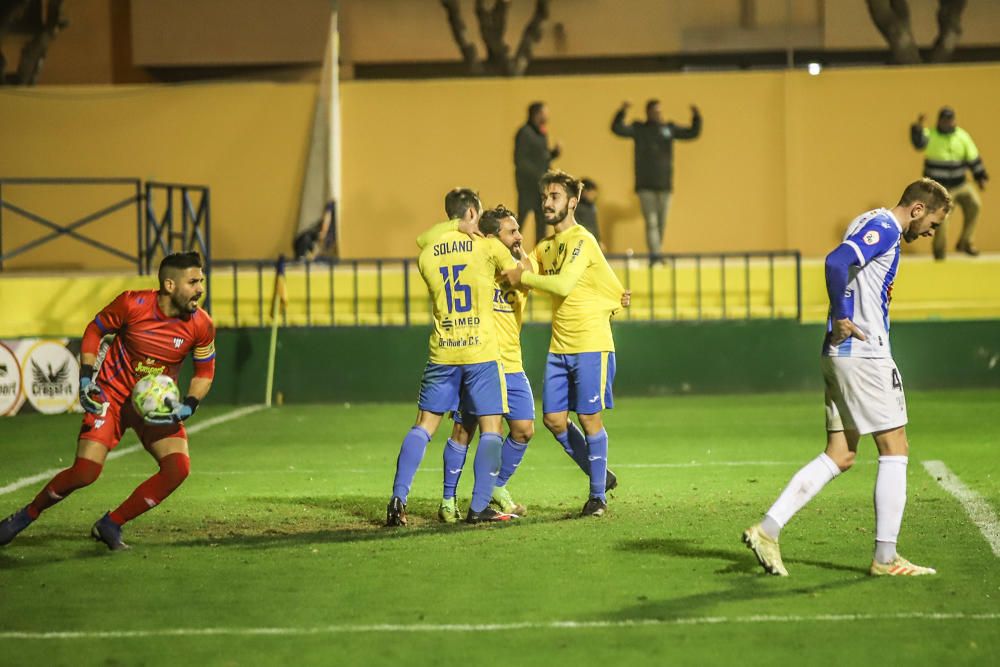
132, 374, 180, 419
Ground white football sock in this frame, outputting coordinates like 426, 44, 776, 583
874, 455, 908, 564
762, 452, 841, 539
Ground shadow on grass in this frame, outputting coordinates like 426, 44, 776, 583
0, 531, 124, 569
608, 537, 871, 621
163, 495, 582, 549
620, 537, 865, 575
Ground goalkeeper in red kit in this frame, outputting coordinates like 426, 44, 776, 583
0, 252, 216, 551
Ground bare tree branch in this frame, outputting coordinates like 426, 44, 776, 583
16, 0, 67, 84
0, 0, 33, 84
440, 0, 481, 73
512, 0, 550, 76
928, 0, 967, 63
866, 0, 921, 64
442, 0, 551, 76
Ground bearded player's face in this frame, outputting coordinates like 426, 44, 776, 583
541, 184, 572, 225
167, 267, 205, 314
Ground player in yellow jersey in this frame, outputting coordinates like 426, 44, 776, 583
387, 189, 520, 526
418, 206, 537, 522
508, 170, 631, 517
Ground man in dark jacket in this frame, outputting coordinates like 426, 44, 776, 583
612, 99, 701, 258
514, 102, 561, 244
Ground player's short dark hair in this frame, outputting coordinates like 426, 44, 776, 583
158, 251, 203, 285
527, 101, 545, 120
539, 169, 582, 200
444, 188, 481, 220
898, 178, 953, 214
645, 99, 660, 115
479, 205, 516, 237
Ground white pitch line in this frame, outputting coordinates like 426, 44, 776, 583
1, 611, 998, 640
923, 460, 1000, 557
0, 405, 267, 497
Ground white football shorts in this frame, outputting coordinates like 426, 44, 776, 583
821, 356, 907, 435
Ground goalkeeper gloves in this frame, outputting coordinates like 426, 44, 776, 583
79, 365, 106, 415
144, 396, 199, 425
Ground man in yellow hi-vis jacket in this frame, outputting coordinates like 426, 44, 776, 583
911, 106, 989, 259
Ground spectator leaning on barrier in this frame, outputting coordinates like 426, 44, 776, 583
911, 106, 989, 259
612, 99, 701, 259
514, 101, 562, 244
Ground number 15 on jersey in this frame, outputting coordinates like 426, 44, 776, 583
440, 264, 471, 313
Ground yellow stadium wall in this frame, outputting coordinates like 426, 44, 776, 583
1, 64, 998, 271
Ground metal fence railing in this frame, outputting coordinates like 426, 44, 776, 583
0, 177, 144, 272
208, 251, 802, 328
0, 178, 211, 287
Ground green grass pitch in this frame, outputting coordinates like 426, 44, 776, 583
1, 390, 998, 666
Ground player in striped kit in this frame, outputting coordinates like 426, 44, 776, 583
743, 179, 952, 576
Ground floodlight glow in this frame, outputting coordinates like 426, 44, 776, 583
808, 62, 822, 76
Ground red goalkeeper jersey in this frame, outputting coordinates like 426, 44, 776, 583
84, 290, 216, 405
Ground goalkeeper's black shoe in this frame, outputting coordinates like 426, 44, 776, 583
580, 497, 608, 518
385, 497, 407, 527
465, 506, 515, 524
91, 513, 130, 551
605, 469, 618, 492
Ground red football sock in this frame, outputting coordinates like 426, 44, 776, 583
27, 457, 103, 519
109, 453, 190, 526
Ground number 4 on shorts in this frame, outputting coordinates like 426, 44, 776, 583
891, 368, 902, 390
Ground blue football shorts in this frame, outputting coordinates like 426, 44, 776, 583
542, 351, 615, 415
417, 360, 508, 416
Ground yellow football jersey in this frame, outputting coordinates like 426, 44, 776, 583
418, 230, 518, 365
416, 219, 531, 372
524, 224, 624, 353
416, 219, 459, 250
492, 254, 537, 374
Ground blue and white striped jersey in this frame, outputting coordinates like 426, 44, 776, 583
823, 208, 902, 359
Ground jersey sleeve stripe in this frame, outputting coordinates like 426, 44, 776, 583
94, 316, 109, 334
193, 353, 216, 363
843, 240, 866, 265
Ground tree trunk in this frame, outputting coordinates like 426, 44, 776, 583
15, 0, 67, 85
475, 0, 513, 74
866, 0, 921, 64
928, 0, 967, 63
512, 0, 550, 76
441, 0, 482, 73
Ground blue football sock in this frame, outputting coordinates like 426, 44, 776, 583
442, 438, 469, 500
586, 429, 609, 502
470, 432, 503, 512
566, 421, 593, 474
496, 436, 528, 487
554, 429, 584, 473
391, 426, 432, 503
